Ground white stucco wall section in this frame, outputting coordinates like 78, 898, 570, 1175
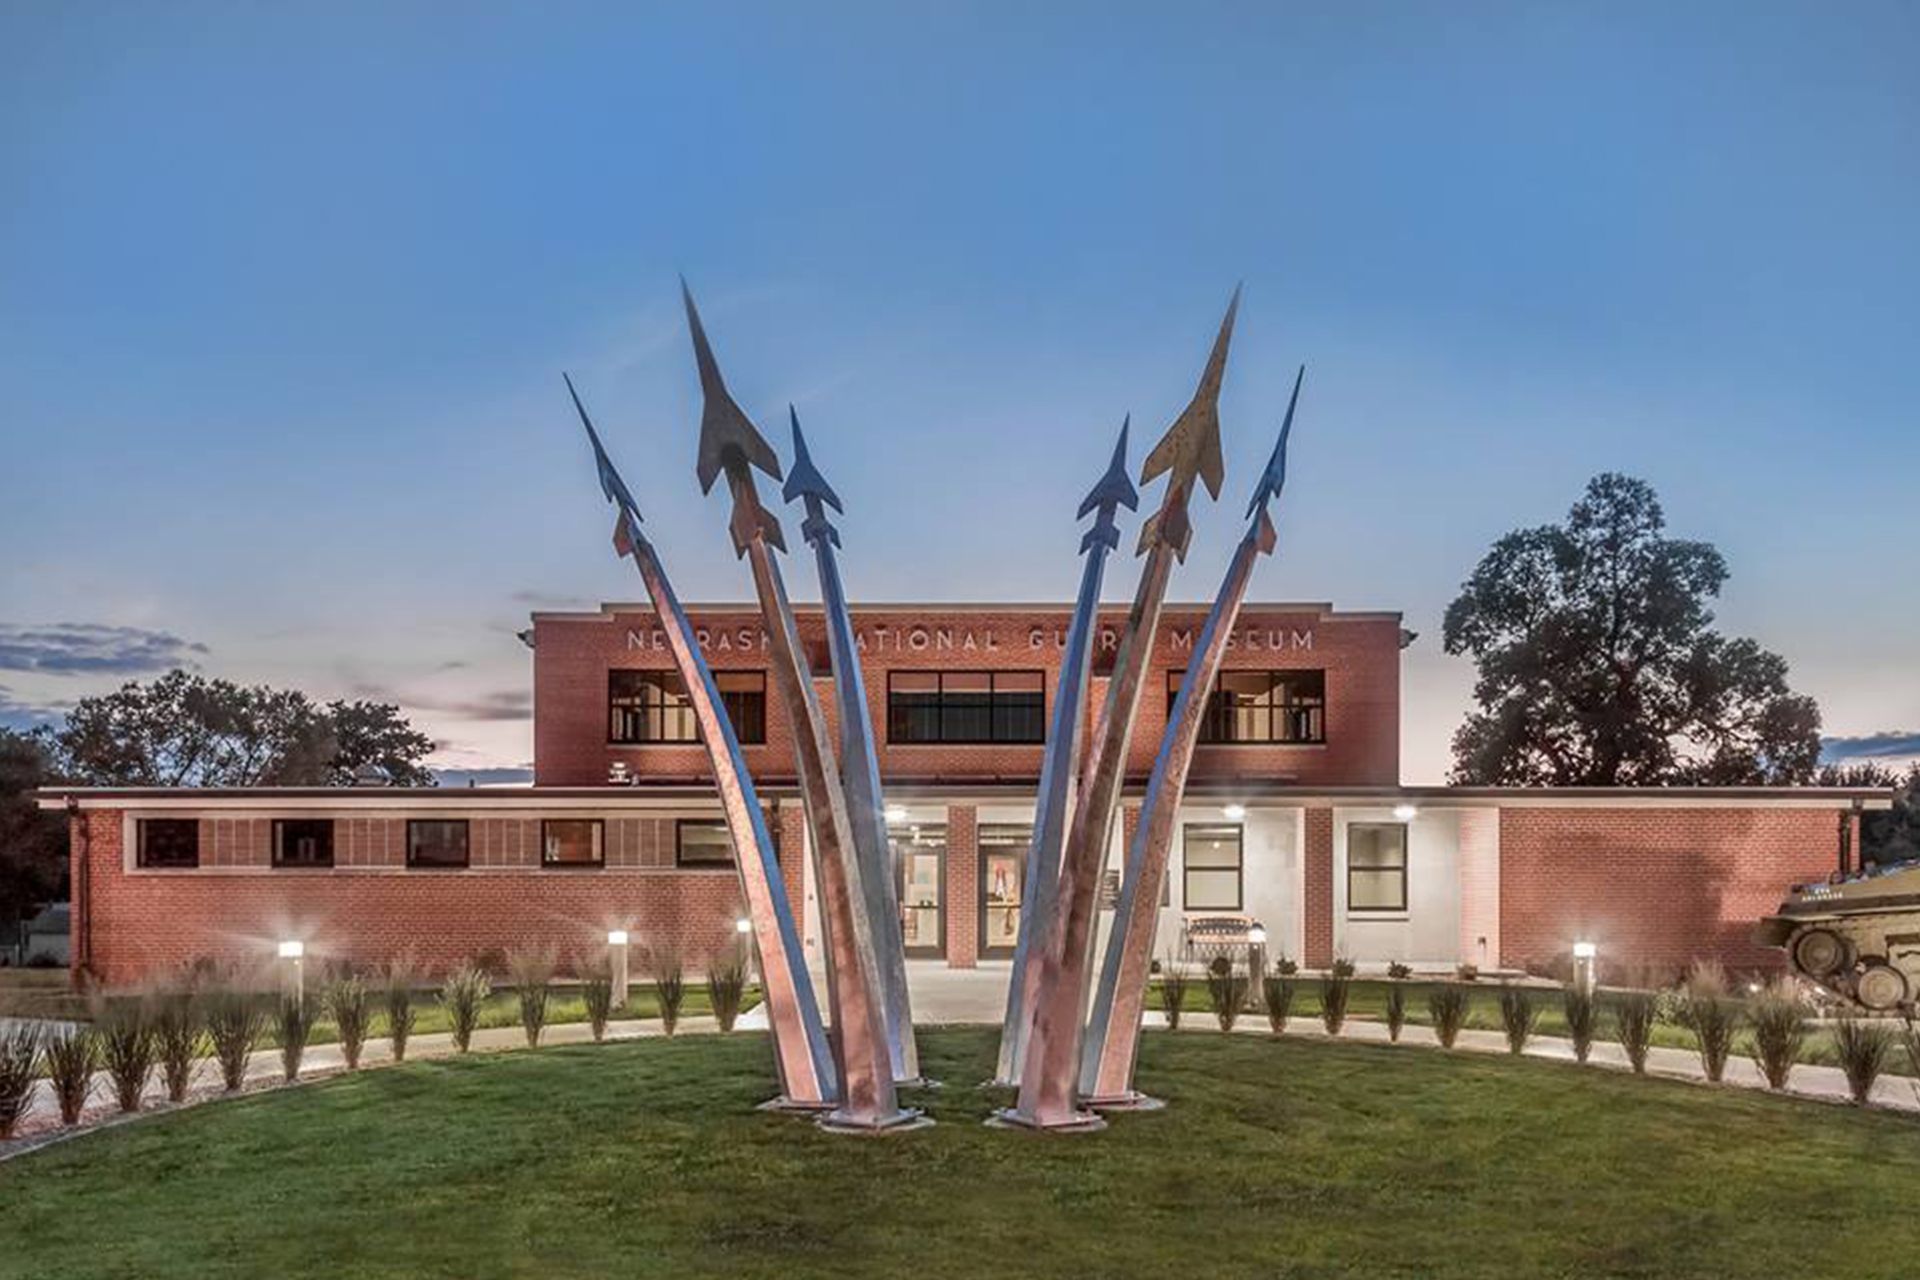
1137, 805, 1301, 964
1332, 807, 1464, 969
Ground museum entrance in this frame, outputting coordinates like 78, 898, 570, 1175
892, 821, 946, 958
979, 823, 1032, 959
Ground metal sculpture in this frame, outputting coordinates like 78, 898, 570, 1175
1004, 289, 1240, 1131
681, 281, 923, 1132
1082, 366, 1305, 1107
564, 373, 837, 1110
783, 408, 922, 1085
993, 418, 1138, 1086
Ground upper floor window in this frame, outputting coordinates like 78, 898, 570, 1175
137, 818, 199, 869
407, 819, 470, 869
609, 669, 766, 745
1348, 822, 1408, 912
676, 819, 734, 867
542, 819, 604, 868
273, 819, 334, 869
1169, 669, 1326, 744
887, 671, 1045, 744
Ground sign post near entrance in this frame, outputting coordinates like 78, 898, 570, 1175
682, 282, 923, 1133
564, 375, 836, 1112
1003, 289, 1240, 1131
783, 408, 923, 1086
1081, 367, 1304, 1108
993, 418, 1137, 1086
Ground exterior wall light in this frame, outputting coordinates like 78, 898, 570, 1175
1222, 804, 1248, 821
884, 805, 909, 823
1392, 803, 1418, 822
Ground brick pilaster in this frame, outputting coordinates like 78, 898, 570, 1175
1303, 807, 1334, 969
946, 805, 978, 969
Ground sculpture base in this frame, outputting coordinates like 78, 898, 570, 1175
756, 1095, 837, 1114
1085, 1090, 1165, 1113
815, 1106, 934, 1135
986, 1106, 1108, 1134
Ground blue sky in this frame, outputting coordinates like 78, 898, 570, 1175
2, 2, 1915, 782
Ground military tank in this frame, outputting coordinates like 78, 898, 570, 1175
1756, 862, 1920, 1010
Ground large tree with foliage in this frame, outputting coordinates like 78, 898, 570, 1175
1818, 761, 1920, 865
0, 728, 68, 938
45, 669, 436, 788
1443, 473, 1821, 786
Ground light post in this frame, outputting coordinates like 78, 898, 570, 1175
607, 930, 631, 1010
735, 916, 757, 985
277, 939, 305, 1011
1572, 941, 1597, 996
1247, 925, 1269, 991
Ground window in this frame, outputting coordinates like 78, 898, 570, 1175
1182, 824, 1243, 911
273, 819, 334, 868
676, 819, 734, 867
609, 670, 766, 745
542, 819, 604, 867
137, 819, 199, 869
1348, 822, 1408, 912
407, 820, 470, 869
1170, 669, 1326, 744
887, 671, 1045, 744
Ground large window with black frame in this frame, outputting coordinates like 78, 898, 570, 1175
886, 671, 1045, 744
137, 818, 200, 869
407, 819, 470, 869
1170, 668, 1326, 744
273, 819, 334, 869
1347, 822, 1408, 913
609, 669, 766, 745
1182, 824, 1244, 911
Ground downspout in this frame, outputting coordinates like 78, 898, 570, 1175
66, 797, 91, 983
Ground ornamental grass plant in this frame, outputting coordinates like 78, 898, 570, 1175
440, 962, 492, 1053
1498, 985, 1537, 1055
649, 948, 686, 1036
1207, 961, 1250, 1032
1613, 990, 1656, 1075
1262, 974, 1294, 1035
1320, 968, 1352, 1036
706, 945, 749, 1033
507, 946, 557, 1048
1562, 986, 1597, 1064
324, 974, 373, 1070
0, 1022, 41, 1138
1384, 983, 1406, 1042
1429, 985, 1470, 1048
1832, 1014, 1895, 1106
383, 957, 419, 1062
581, 960, 615, 1042
1159, 962, 1190, 1031
43, 1025, 98, 1125
204, 981, 268, 1092
1683, 963, 1739, 1084
153, 990, 204, 1103
96, 997, 158, 1113
277, 996, 313, 1083
1747, 979, 1807, 1091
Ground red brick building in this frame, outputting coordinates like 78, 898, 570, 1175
42, 601, 1884, 986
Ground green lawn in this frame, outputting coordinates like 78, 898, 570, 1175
5, 1029, 1919, 1279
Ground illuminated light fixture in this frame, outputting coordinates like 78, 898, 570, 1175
277, 940, 305, 959
1222, 804, 1248, 821
1572, 941, 1597, 960
884, 805, 909, 823
1391, 803, 1418, 822
1247, 926, 1268, 946
607, 929, 629, 947
734, 917, 753, 935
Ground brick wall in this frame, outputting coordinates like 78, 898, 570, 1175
1498, 807, 1840, 978
1302, 807, 1334, 967
533, 605, 1402, 789
1456, 808, 1500, 971
74, 809, 757, 987
945, 805, 979, 969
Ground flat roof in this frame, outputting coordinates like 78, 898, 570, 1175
532, 600, 1405, 624
40, 783, 1893, 811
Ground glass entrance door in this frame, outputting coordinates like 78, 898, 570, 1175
979, 824, 1032, 959
892, 823, 946, 958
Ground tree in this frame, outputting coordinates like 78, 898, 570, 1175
0, 728, 67, 939
47, 670, 435, 788
1820, 762, 1920, 865
1443, 473, 1821, 786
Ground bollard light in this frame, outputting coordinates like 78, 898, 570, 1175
1247, 926, 1268, 946
734, 917, 753, 935
606, 929, 629, 947
277, 939, 306, 1010
606, 928, 631, 1010
277, 940, 304, 959
1572, 941, 1597, 995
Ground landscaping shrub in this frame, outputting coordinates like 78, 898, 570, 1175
1207, 962, 1250, 1032
1562, 986, 1597, 1064
324, 974, 373, 1070
706, 945, 749, 1033
1330, 956, 1357, 979
1613, 991, 1656, 1074
1261, 974, 1294, 1035
204, 982, 268, 1092
581, 961, 614, 1042
277, 996, 313, 1083
43, 1026, 98, 1124
0, 1023, 41, 1138
383, 958, 418, 1063
1159, 963, 1189, 1030
440, 962, 492, 1053
97, 998, 158, 1113
1455, 963, 1479, 982
648, 949, 686, 1035
1429, 985, 1470, 1048
1748, 979, 1807, 1091
1498, 985, 1537, 1055
1320, 970, 1351, 1036
1684, 986, 1739, 1084
153, 990, 203, 1103
1275, 956, 1299, 976
1386, 960, 1412, 980
1384, 982, 1406, 1042
508, 946, 557, 1048
1832, 1015, 1895, 1106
